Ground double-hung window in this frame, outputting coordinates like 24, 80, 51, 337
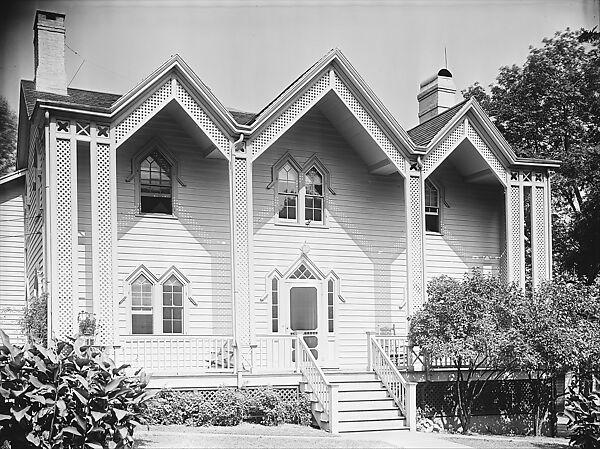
162, 276, 183, 334
425, 180, 441, 233
274, 156, 328, 225
131, 275, 153, 334
140, 150, 172, 214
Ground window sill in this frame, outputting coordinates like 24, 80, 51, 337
274, 221, 329, 229
136, 213, 178, 220
425, 231, 443, 236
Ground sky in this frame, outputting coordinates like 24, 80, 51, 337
1, 0, 598, 130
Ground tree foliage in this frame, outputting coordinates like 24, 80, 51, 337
0, 96, 17, 176
0, 329, 151, 448
409, 270, 523, 433
463, 29, 600, 282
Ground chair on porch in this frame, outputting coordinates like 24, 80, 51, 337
206, 343, 235, 369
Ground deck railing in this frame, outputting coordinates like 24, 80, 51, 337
117, 335, 235, 375
296, 335, 339, 433
367, 333, 416, 430
374, 335, 456, 370
252, 334, 296, 372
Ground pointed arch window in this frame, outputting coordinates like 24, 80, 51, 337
140, 150, 172, 214
162, 275, 183, 333
277, 163, 299, 220
305, 166, 323, 223
131, 274, 153, 334
425, 179, 441, 233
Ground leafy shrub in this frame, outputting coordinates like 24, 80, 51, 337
565, 388, 600, 448
0, 329, 150, 449
20, 294, 48, 344
142, 387, 312, 427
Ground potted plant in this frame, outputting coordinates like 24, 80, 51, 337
78, 312, 96, 345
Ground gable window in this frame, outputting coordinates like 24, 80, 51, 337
278, 163, 298, 220
140, 150, 172, 214
162, 276, 183, 333
305, 167, 323, 223
425, 180, 440, 233
327, 279, 334, 333
131, 275, 153, 334
271, 278, 279, 333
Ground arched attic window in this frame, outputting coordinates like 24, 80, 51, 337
425, 179, 441, 233
305, 166, 324, 223
140, 150, 172, 214
277, 162, 299, 220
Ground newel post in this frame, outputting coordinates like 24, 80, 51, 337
294, 333, 300, 373
366, 331, 375, 371
328, 383, 339, 433
406, 382, 418, 431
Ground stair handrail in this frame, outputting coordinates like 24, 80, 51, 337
296, 335, 339, 433
367, 332, 417, 431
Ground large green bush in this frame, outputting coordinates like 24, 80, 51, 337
0, 329, 150, 449
142, 387, 312, 427
566, 388, 600, 449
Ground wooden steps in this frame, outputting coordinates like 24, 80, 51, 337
301, 370, 409, 434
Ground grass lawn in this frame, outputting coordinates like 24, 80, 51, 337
437, 433, 571, 449
133, 423, 395, 448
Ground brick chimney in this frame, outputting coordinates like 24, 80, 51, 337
417, 68, 457, 124
34, 10, 67, 95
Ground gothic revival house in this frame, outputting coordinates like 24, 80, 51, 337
0, 10, 558, 433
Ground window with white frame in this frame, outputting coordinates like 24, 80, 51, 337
131, 274, 153, 334
425, 179, 441, 233
271, 277, 279, 333
273, 155, 328, 225
162, 276, 184, 333
140, 150, 172, 214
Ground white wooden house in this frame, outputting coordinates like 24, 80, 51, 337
0, 10, 559, 433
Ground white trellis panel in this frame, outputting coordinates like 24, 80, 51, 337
252, 73, 330, 157
531, 181, 550, 284
333, 73, 405, 173
407, 174, 425, 311
422, 122, 464, 175
91, 139, 115, 345
174, 79, 230, 157
507, 184, 525, 286
54, 136, 77, 338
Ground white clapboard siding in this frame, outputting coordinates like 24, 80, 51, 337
425, 164, 505, 281
77, 146, 93, 313
116, 113, 232, 337
252, 108, 407, 370
0, 176, 27, 343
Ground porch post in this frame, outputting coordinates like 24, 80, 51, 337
405, 161, 426, 314
90, 122, 117, 346
530, 171, 552, 285
506, 171, 526, 287
230, 139, 254, 369
47, 117, 79, 339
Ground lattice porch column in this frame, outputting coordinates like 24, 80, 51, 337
230, 141, 254, 368
506, 171, 526, 287
90, 123, 117, 345
530, 172, 552, 285
48, 117, 79, 339
406, 163, 426, 314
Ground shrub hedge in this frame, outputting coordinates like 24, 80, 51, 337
142, 387, 312, 427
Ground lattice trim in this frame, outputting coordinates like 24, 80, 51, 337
56, 138, 74, 338
252, 74, 330, 156
509, 185, 522, 283
95, 143, 114, 344
408, 176, 424, 307
466, 122, 507, 184
532, 186, 548, 282
115, 81, 172, 144
174, 79, 230, 157
333, 73, 405, 172
422, 122, 464, 174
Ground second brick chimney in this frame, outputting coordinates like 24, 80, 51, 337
34, 10, 67, 95
417, 68, 457, 124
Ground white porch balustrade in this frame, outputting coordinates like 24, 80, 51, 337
252, 334, 296, 372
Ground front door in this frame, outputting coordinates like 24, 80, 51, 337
281, 280, 328, 363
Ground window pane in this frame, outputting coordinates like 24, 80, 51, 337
132, 315, 153, 334
278, 195, 297, 219
426, 214, 440, 233
173, 320, 182, 334
278, 164, 298, 194
290, 287, 317, 331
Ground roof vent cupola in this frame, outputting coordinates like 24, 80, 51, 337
33, 10, 67, 95
417, 68, 457, 124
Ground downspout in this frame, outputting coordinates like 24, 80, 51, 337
43, 110, 52, 344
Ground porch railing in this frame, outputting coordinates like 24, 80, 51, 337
252, 334, 296, 372
117, 335, 235, 375
373, 335, 455, 370
296, 335, 339, 433
367, 333, 416, 431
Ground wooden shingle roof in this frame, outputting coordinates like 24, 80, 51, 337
407, 100, 467, 146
